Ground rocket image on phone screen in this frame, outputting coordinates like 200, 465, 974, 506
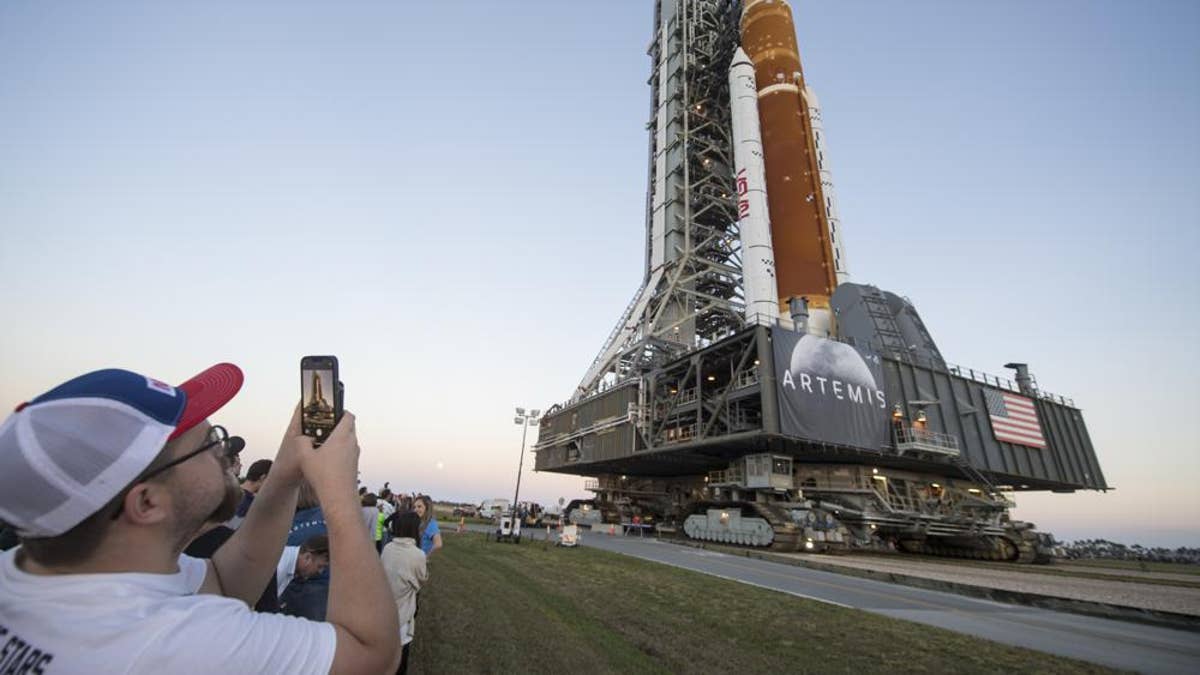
302, 368, 336, 439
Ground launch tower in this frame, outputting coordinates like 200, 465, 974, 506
536, 0, 1106, 562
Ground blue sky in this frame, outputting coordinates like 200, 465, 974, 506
1, 1, 1197, 547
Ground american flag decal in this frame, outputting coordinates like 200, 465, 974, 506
984, 389, 1046, 448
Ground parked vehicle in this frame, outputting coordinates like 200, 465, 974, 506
478, 498, 511, 521
495, 513, 522, 544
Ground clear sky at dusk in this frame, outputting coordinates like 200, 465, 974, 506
1, 1, 1197, 547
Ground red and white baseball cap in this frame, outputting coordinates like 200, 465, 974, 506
0, 363, 243, 537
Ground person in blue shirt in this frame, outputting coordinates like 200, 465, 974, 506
288, 481, 327, 545
280, 481, 330, 620
413, 495, 442, 557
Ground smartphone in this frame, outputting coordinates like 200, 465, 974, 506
300, 355, 343, 445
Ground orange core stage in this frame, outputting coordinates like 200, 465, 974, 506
740, 0, 838, 314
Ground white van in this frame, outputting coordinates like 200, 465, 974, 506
478, 498, 511, 521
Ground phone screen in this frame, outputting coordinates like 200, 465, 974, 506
301, 356, 340, 443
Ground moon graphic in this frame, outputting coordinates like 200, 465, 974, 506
789, 335, 877, 388
779, 332, 888, 450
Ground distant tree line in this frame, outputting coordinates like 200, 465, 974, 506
1058, 538, 1199, 564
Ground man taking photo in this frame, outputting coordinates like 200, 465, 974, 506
0, 364, 400, 673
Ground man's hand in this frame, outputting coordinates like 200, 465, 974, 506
265, 404, 310, 488
299, 410, 401, 673
296, 411, 360, 498
206, 406, 313, 606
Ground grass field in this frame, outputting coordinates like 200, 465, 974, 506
407, 533, 1118, 674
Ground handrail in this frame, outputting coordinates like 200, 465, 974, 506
533, 412, 629, 451
544, 312, 1076, 415
664, 423, 698, 444
734, 368, 759, 389
747, 313, 1077, 407
894, 427, 960, 451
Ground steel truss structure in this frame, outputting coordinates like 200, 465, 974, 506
538, 0, 1106, 564
575, 0, 746, 402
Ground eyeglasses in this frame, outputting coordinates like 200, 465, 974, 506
110, 425, 231, 520
144, 425, 231, 481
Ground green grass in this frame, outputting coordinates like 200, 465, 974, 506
407, 533, 1120, 674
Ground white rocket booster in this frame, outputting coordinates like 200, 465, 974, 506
803, 85, 850, 284
729, 47, 779, 325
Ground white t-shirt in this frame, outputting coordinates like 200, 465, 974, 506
361, 507, 376, 536
276, 546, 300, 598
0, 548, 336, 674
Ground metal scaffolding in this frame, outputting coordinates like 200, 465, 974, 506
575, 0, 745, 402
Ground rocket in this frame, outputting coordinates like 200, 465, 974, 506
804, 85, 850, 287
730, 47, 780, 325
734, 0, 849, 336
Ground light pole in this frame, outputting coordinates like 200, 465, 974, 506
511, 407, 540, 529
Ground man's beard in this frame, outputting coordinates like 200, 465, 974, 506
171, 472, 245, 553
207, 472, 243, 524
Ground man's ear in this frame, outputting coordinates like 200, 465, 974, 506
121, 483, 172, 526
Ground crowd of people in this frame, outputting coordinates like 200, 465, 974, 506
0, 363, 447, 673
